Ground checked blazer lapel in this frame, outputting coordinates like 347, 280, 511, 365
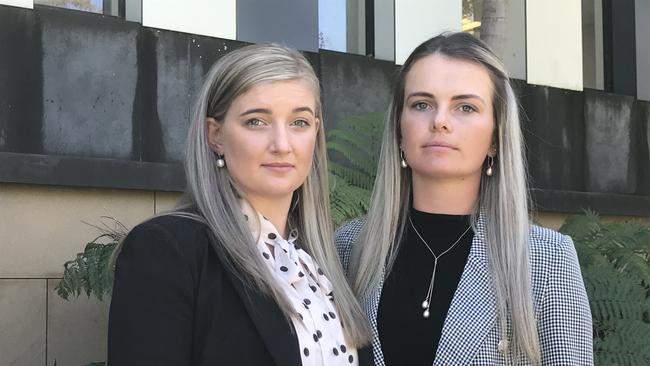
360, 270, 387, 366
433, 212, 497, 366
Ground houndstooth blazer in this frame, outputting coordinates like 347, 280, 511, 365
335, 214, 593, 366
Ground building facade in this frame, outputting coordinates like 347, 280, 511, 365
0, 0, 649, 364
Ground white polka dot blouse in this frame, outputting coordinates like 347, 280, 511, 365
241, 200, 358, 366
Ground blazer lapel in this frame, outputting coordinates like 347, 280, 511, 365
433, 213, 497, 366
361, 270, 387, 366
222, 263, 302, 366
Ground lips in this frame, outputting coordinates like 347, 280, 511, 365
262, 162, 295, 172
423, 141, 457, 150
262, 163, 294, 168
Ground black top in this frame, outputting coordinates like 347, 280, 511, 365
377, 208, 474, 365
108, 215, 372, 366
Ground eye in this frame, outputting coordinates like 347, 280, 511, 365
459, 104, 477, 113
412, 101, 431, 111
245, 118, 265, 127
291, 119, 311, 128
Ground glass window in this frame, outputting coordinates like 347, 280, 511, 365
462, 0, 526, 80
582, 0, 605, 90
319, 0, 348, 52
35, 0, 104, 13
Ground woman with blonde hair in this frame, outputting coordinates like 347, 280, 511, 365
336, 32, 592, 365
109, 43, 372, 365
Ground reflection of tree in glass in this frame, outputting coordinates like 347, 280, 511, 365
36, 0, 101, 12
480, 0, 506, 60
462, 0, 506, 63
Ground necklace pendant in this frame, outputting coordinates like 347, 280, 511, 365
423, 309, 430, 318
421, 300, 429, 309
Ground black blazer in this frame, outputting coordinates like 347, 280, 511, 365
108, 215, 372, 366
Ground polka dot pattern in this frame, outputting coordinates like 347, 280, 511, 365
240, 200, 358, 366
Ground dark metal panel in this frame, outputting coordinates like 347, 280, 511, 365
603, 0, 637, 96
236, 0, 319, 52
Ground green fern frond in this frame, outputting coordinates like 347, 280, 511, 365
559, 210, 601, 241
326, 129, 376, 155
326, 112, 384, 225
55, 218, 126, 301
565, 212, 650, 364
327, 141, 377, 175
329, 161, 375, 190
329, 174, 372, 227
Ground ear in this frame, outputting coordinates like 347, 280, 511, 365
487, 144, 497, 158
206, 117, 224, 154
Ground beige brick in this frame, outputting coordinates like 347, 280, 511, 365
534, 211, 650, 231
0, 279, 46, 366
155, 191, 182, 214
46, 279, 109, 366
533, 212, 569, 231
0, 183, 154, 278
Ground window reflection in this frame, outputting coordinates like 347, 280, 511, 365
35, 0, 104, 13
462, 0, 526, 80
582, 0, 605, 90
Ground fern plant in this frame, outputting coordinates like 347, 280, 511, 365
560, 211, 650, 365
55, 218, 126, 301
327, 112, 384, 225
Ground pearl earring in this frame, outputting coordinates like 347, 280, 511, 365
216, 154, 225, 168
400, 150, 408, 168
486, 156, 494, 176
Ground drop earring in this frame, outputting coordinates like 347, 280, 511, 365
216, 154, 225, 168
486, 156, 494, 176
400, 150, 408, 168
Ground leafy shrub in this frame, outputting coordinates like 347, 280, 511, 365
327, 112, 384, 226
560, 211, 650, 365
55, 218, 126, 301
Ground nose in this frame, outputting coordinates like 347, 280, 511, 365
431, 109, 451, 132
270, 124, 291, 154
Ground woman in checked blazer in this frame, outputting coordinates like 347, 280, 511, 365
335, 33, 593, 365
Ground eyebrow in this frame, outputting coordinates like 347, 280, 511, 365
239, 107, 315, 117
405, 91, 434, 100
405, 91, 486, 104
451, 94, 486, 104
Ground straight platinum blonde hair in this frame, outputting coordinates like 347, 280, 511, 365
172, 43, 371, 346
349, 33, 539, 362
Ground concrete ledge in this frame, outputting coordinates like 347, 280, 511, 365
531, 188, 650, 217
0, 152, 184, 192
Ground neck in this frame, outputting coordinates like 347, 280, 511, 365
411, 173, 481, 215
246, 194, 292, 238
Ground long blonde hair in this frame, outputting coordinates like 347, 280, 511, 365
349, 33, 539, 361
174, 44, 371, 346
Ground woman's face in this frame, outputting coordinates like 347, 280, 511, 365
207, 79, 319, 204
400, 53, 496, 182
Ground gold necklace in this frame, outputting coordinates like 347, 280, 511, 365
408, 217, 472, 318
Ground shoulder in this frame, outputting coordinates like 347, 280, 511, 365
528, 224, 576, 261
120, 214, 213, 265
527, 224, 584, 302
134, 214, 210, 241
334, 217, 366, 251
334, 217, 366, 269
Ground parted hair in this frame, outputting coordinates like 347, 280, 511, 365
174, 43, 372, 346
349, 32, 539, 362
